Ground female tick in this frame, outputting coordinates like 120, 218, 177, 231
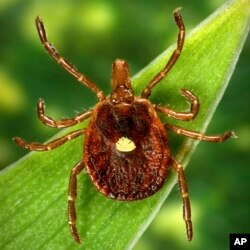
14, 8, 234, 243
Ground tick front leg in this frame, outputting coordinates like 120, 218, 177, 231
13, 129, 84, 151
156, 89, 199, 121
141, 8, 185, 98
68, 160, 85, 244
37, 99, 92, 128
165, 124, 235, 142
171, 157, 193, 241
35, 17, 105, 101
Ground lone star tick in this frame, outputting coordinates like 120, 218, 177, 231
13, 8, 235, 243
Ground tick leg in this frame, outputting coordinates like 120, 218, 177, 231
156, 89, 199, 121
13, 129, 84, 151
165, 124, 235, 142
171, 157, 193, 241
68, 160, 85, 244
37, 99, 92, 128
141, 8, 185, 98
35, 16, 105, 101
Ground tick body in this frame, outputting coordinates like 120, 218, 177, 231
14, 8, 234, 244
85, 87, 170, 201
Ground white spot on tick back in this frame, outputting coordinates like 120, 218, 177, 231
116, 137, 136, 152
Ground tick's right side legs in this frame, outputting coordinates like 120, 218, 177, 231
165, 124, 235, 142
156, 89, 199, 121
68, 160, 85, 244
141, 8, 185, 99
171, 157, 193, 241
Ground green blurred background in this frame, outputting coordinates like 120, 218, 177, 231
0, 0, 249, 249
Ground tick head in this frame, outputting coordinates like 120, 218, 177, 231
110, 59, 134, 104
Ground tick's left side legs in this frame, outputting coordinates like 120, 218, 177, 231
171, 157, 193, 241
165, 124, 235, 142
13, 129, 84, 151
35, 17, 105, 101
37, 99, 92, 128
68, 160, 85, 244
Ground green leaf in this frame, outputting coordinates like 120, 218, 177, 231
0, 0, 249, 249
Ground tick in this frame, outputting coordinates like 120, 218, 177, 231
13, 8, 235, 243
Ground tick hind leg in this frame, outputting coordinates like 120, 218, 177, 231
13, 129, 84, 151
68, 161, 85, 244
165, 124, 235, 142
171, 157, 193, 241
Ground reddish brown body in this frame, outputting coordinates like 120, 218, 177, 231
14, 9, 234, 244
85, 98, 170, 201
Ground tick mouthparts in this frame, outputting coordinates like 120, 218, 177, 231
111, 59, 132, 91
110, 59, 134, 103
